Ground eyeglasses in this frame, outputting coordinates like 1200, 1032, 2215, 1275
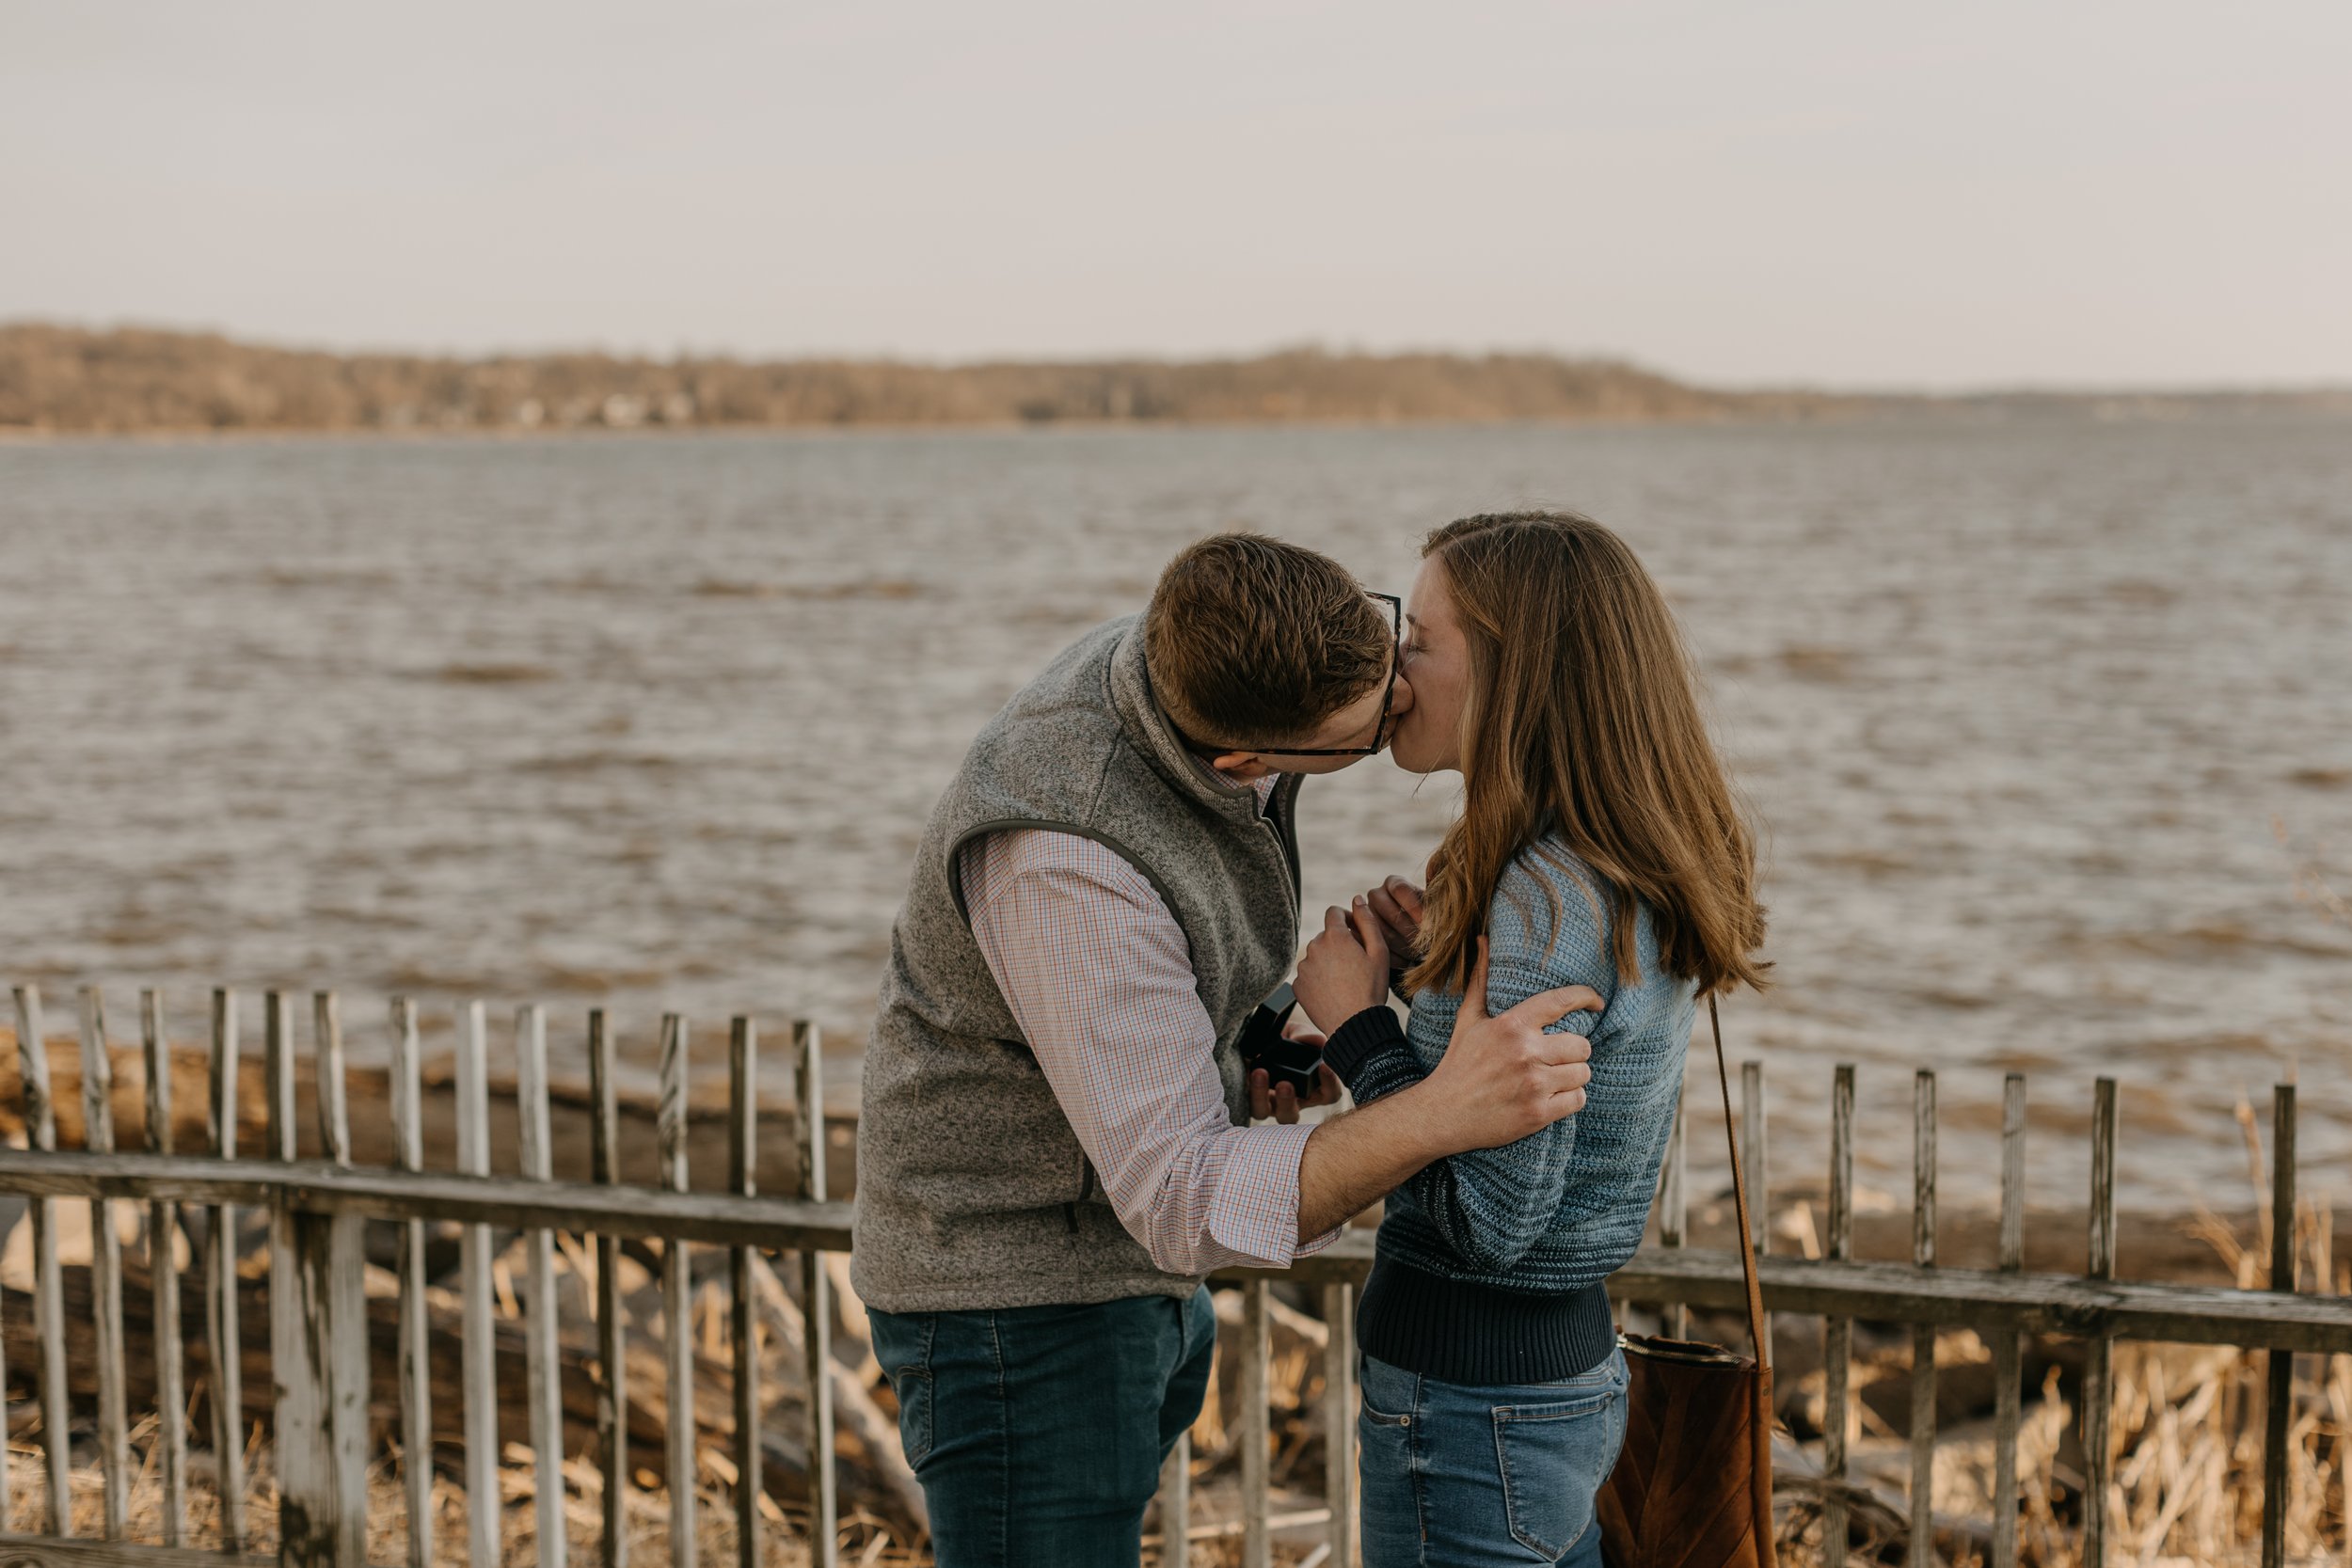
1237, 591, 1405, 758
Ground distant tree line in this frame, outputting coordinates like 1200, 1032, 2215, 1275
0, 324, 1834, 433
1, 324, 2342, 434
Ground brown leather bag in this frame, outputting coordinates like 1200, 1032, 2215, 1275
1597, 996, 1777, 1568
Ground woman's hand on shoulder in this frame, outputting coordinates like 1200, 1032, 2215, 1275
1294, 901, 1392, 1035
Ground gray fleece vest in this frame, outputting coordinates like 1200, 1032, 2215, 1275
850, 616, 1305, 1313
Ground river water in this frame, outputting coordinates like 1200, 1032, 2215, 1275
4, 420, 2348, 1212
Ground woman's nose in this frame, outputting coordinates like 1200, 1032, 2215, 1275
1388, 669, 1415, 715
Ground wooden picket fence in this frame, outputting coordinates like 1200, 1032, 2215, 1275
0, 982, 2347, 1568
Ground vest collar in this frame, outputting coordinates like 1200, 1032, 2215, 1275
1107, 623, 1274, 826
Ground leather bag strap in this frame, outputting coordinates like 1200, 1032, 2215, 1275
1708, 993, 1771, 1368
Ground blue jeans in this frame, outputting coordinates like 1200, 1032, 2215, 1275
1358, 1346, 1629, 1568
866, 1287, 1216, 1568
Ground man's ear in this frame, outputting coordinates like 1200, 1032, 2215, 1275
1209, 752, 1273, 783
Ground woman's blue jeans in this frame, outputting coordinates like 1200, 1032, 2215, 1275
866, 1287, 1216, 1568
1358, 1345, 1629, 1567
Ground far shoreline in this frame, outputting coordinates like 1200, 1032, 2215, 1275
8, 324, 2345, 443
7, 400, 2351, 449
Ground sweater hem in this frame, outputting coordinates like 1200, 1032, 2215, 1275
853, 1270, 1205, 1316
1357, 1256, 1617, 1386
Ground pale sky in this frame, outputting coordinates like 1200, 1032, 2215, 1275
5, 1, 2348, 388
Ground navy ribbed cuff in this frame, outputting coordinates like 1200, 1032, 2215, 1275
1323, 1005, 1406, 1086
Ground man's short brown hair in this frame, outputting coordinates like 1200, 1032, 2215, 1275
1143, 533, 1392, 749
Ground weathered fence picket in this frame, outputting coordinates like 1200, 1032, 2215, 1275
78, 988, 131, 1538
205, 986, 246, 1548
1991, 1072, 2026, 1568
0, 984, 2343, 1568
268, 990, 368, 1567
1659, 1080, 1689, 1340
16, 984, 73, 1532
1158, 1435, 1191, 1563
389, 996, 433, 1568
311, 993, 348, 1168
590, 1007, 630, 1568
659, 1012, 696, 1568
16, 982, 71, 1532
1822, 1061, 1855, 1567
2262, 1084, 2296, 1568
1742, 1059, 1770, 1357
455, 1000, 499, 1568
2083, 1076, 2120, 1568
1323, 1281, 1357, 1568
1238, 1276, 1272, 1568
728, 1016, 762, 1568
1908, 1069, 1937, 1568
139, 989, 188, 1546
795, 1020, 838, 1568
516, 1005, 568, 1568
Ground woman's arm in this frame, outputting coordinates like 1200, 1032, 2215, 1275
1317, 858, 1614, 1273
1400, 946, 1601, 1272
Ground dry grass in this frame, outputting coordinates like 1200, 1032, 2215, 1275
1777, 1340, 2352, 1566
1773, 1098, 2351, 1567
0, 1449, 1341, 1567
0, 1450, 925, 1566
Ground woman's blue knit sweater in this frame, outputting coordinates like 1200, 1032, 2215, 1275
1324, 837, 1694, 1385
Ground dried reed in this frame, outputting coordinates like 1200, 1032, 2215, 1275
0, 1450, 926, 1567
1774, 1119, 2348, 1566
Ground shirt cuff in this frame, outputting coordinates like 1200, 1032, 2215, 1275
1323, 1004, 1407, 1085
1204, 1121, 1335, 1267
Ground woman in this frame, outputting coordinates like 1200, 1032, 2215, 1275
1294, 511, 1768, 1567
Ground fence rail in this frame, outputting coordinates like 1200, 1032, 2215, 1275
3, 982, 2346, 1568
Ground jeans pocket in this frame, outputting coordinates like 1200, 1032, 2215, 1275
870, 1312, 939, 1468
1358, 1354, 1416, 1428
893, 1368, 935, 1467
1491, 1384, 1623, 1561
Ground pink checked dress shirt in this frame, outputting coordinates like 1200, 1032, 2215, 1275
957, 772, 1342, 1275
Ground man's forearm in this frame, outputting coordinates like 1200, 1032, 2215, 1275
1295, 1083, 1453, 1241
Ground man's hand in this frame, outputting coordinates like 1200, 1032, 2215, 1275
1295, 902, 1391, 1034
1248, 1061, 1343, 1123
1289, 940, 1602, 1240
1419, 938, 1601, 1152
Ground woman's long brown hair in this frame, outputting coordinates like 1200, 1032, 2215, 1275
1402, 512, 1770, 1000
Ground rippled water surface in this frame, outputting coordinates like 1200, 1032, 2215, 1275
4, 420, 2348, 1209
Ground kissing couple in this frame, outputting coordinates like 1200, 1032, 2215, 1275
851, 515, 1768, 1566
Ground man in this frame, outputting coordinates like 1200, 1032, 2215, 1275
851, 533, 1597, 1566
